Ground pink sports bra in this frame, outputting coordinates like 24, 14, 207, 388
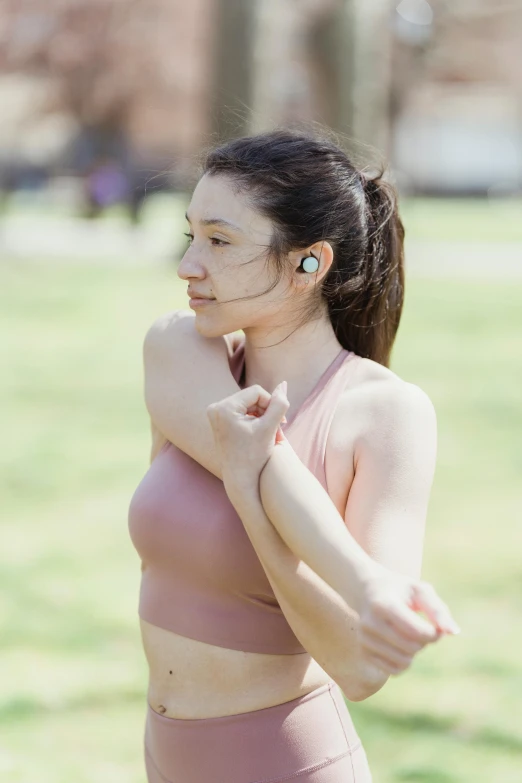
128, 337, 359, 654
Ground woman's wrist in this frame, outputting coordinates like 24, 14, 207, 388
340, 555, 383, 616
222, 465, 263, 507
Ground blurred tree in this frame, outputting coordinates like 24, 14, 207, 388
0, 1, 139, 142
0, 0, 160, 220
0, 0, 214, 219
211, 0, 254, 140
326, 0, 393, 157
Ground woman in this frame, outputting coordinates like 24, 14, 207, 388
128, 129, 460, 783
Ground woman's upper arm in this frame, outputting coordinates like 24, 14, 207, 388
142, 309, 240, 478
343, 380, 438, 580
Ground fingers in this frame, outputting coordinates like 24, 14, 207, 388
359, 575, 460, 670
358, 613, 430, 677
247, 403, 286, 423
411, 582, 461, 635
235, 384, 273, 412
208, 381, 291, 425
255, 382, 289, 429
361, 637, 414, 675
362, 598, 440, 646
388, 601, 441, 644
210, 383, 288, 417
360, 615, 424, 657
207, 384, 272, 421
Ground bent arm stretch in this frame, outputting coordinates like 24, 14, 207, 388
225, 383, 437, 699
224, 461, 382, 700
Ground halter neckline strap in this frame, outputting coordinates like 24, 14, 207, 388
236, 343, 351, 430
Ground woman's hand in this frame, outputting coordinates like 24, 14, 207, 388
355, 564, 460, 679
207, 381, 290, 491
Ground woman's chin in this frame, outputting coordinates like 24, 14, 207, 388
193, 315, 225, 338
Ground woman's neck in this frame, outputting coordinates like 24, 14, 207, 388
241, 315, 344, 404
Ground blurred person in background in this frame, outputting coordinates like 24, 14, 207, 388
84, 154, 131, 219
128, 129, 460, 783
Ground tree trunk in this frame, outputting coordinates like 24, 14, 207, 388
211, 0, 255, 141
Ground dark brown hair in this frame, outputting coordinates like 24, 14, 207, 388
202, 128, 405, 367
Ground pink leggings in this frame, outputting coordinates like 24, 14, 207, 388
144, 680, 372, 782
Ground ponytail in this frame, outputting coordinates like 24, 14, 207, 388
325, 171, 405, 367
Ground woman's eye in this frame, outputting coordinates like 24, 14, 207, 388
183, 233, 228, 247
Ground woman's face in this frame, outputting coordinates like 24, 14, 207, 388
178, 174, 298, 338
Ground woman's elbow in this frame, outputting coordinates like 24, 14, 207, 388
341, 668, 390, 702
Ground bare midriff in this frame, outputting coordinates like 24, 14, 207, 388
141, 618, 332, 719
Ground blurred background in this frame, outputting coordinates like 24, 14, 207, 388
1, 1, 521, 781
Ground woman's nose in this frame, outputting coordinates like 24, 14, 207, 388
177, 250, 206, 281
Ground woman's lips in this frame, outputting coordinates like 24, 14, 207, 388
189, 297, 216, 308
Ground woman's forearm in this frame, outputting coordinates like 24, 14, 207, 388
223, 471, 387, 699
257, 441, 378, 614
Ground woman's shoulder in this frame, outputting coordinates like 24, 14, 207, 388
331, 355, 437, 449
324, 356, 437, 513
143, 309, 238, 361
143, 308, 193, 354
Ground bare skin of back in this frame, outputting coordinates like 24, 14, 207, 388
140, 311, 435, 719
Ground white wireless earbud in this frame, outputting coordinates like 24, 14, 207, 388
300, 255, 319, 274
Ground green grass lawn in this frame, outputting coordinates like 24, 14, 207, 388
1, 258, 521, 782
399, 196, 522, 243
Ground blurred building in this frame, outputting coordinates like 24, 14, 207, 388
391, 0, 522, 194
0, 0, 521, 196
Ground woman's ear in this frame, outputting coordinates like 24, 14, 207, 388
290, 241, 334, 290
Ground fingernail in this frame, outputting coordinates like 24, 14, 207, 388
275, 427, 286, 443
281, 415, 287, 423
444, 622, 461, 635
281, 380, 287, 395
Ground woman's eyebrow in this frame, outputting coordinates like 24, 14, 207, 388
185, 212, 244, 234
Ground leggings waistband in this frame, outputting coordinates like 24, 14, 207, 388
147, 680, 335, 726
